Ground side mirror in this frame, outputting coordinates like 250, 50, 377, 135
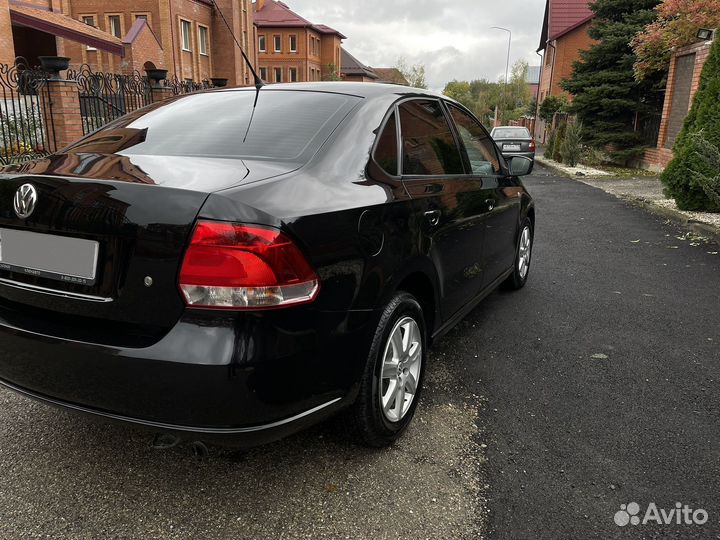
509, 156, 533, 177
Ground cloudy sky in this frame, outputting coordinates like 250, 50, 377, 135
282, 0, 547, 91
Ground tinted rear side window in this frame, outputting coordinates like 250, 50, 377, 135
399, 100, 463, 176
66, 90, 360, 162
373, 112, 398, 175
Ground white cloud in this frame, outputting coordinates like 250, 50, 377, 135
278, 0, 546, 90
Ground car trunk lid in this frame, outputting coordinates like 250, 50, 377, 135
0, 153, 252, 332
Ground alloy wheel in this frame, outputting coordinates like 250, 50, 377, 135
518, 225, 532, 279
378, 316, 422, 423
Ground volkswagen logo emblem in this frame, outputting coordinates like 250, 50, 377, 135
13, 183, 37, 219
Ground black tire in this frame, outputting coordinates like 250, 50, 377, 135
352, 292, 427, 447
503, 217, 533, 290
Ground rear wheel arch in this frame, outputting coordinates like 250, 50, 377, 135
526, 206, 536, 229
393, 269, 439, 343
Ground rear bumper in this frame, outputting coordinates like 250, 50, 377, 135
501, 151, 535, 161
0, 305, 375, 445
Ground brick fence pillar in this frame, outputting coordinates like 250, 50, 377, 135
150, 86, 174, 103
0, 0, 16, 67
38, 78, 83, 153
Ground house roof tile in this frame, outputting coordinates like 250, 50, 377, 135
538, 0, 594, 49
9, 3, 124, 56
253, 1, 346, 38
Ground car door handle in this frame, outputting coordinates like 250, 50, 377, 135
485, 199, 496, 211
424, 209, 441, 226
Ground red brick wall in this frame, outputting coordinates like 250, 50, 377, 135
0, 0, 16, 66
58, 0, 254, 84
537, 21, 594, 103
319, 34, 341, 78
643, 41, 712, 170
123, 22, 165, 74
211, 0, 255, 87
256, 27, 308, 82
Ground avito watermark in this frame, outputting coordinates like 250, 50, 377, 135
614, 502, 708, 527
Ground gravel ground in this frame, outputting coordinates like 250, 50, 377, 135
0, 346, 487, 539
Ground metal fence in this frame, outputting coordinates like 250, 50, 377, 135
67, 65, 153, 135
162, 75, 211, 95
0, 59, 217, 162
637, 112, 662, 147
0, 57, 55, 165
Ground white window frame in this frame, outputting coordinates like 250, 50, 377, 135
258, 35, 266, 53
289, 34, 297, 53
289, 67, 297, 82
180, 19, 192, 52
107, 14, 122, 39
198, 25, 209, 56
274, 67, 282, 83
273, 34, 281, 53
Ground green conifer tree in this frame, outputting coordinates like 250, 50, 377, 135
561, 0, 663, 163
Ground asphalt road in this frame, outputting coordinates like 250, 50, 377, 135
466, 165, 720, 539
0, 164, 717, 539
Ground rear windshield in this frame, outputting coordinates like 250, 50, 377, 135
492, 127, 530, 139
66, 90, 361, 162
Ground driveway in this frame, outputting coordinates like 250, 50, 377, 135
474, 165, 720, 539
0, 164, 717, 539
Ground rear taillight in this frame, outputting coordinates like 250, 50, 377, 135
178, 220, 319, 310
529, 140, 536, 151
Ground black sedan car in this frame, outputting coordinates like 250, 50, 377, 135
491, 126, 536, 170
0, 83, 534, 447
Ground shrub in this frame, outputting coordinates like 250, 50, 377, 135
560, 121, 583, 166
661, 37, 720, 212
545, 128, 557, 158
687, 132, 720, 208
539, 95, 568, 124
552, 121, 567, 162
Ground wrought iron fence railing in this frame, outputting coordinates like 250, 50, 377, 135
0, 57, 55, 166
66, 65, 153, 135
0, 58, 221, 163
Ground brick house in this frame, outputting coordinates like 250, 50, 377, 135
535, 0, 595, 140
253, 0, 344, 83
0, 0, 257, 86
640, 40, 712, 171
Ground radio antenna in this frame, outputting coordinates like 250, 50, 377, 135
210, 0, 264, 98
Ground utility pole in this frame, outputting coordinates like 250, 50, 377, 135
491, 26, 512, 126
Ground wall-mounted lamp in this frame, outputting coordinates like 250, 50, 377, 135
697, 28, 715, 41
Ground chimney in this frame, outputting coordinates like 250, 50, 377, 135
256, 0, 266, 11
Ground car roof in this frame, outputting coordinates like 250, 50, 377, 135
216, 81, 452, 101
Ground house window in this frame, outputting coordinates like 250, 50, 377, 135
198, 26, 209, 55
135, 14, 148, 21
181, 19, 192, 51
260, 67, 267, 80
289, 67, 297, 82
274, 35, 281, 53
274, 67, 282, 83
81, 15, 97, 50
289, 34, 297, 53
259, 35, 266, 52
107, 15, 122, 38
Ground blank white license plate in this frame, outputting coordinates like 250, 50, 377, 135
504, 144, 522, 151
0, 228, 99, 285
